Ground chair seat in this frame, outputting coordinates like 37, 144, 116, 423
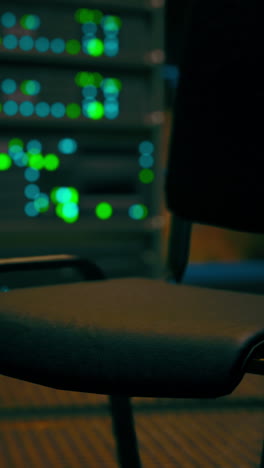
0, 279, 263, 398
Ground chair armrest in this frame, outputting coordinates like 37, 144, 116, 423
0, 254, 105, 290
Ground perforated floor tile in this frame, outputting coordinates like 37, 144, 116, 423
0, 409, 263, 467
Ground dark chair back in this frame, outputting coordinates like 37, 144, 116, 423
166, 0, 264, 234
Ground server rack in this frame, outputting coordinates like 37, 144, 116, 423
0, 0, 165, 278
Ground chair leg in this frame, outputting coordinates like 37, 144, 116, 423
260, 441, 264, 468
109, 396, 142, 468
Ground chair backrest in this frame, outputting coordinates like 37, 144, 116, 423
166, 0, 264, 235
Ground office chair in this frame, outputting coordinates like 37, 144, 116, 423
0, 0, 263, 466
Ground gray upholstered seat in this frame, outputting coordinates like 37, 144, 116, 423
0, 279, 263, 398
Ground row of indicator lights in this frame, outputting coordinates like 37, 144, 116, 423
1, 11, 122, 32
1, 12, 40, 30
24, 197, 148, 222
0, 35, 118, 57
1, 79, 41, 95
138, 141, 155, 184
1, 75, 122, 95
0, 101, 119, 120
0, 152, 59, 170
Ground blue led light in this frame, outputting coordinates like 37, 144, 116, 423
1, 78, 17, 94
24, 167, 40, 182
58, 138, 77, 154
35, 37, 49, 53
139, 141, 154, 154
1, 12, 16, 28
51, 102, 66, 118
19, 101, 34, 117
50, 38, 65, 54
3, 34, 18, 50
35, 102, 50, 117
104, 38, 119, 57
27, 139, 42, 153
139, 154, 154, 168
24, 201, 38, 217
82, 22, 97, 36
3, 100, 18, 116
24, 184, 40, 199
82, 85, 97, 99
19, 35, 34, 51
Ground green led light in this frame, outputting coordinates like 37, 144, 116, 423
102, 78, 122, 93
75, 72, 93, 87
20, 14, 40, 30
86, 38, 104, 57
93, 10, 103, 24
95, 202, 113, 220
93, 73, 103, 87
20, 80, 40, 96
34, 195, 49, 213
28, 153, 44, 170
75, 8, 94, 24
102, 15, 122, 32
0, 153, 12, 170
56, 202, 79, 223
66, 103, 81, 119
51, 187, 79, 204
8, 138, 24, 150
75, 72, 103, 88
44, 154, 60, 171
87, 101, 104, 120
0, 103, 3, 112
139, 169, 155, 184
66, 39, 81, 55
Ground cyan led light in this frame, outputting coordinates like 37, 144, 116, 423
24, 184, 40, 199
50, 38, 65, 54
82, 22, 97, 36
24, 167, 40, 182
139, 154, 154, 168
3, 100, 18, 116
1, 12, 16, 28
34, 193, 49, 212
35, 37, 49, 53
58, 138, 77, 154
128, 204, 148, 220
3, 34, 18, 50
104, 38, 119, 57
104, 100, 119, 119
27, 139, 42, 153
1, 78, 16, 94
51, 102, 66, 118
24, 201, 38, 217
82, 85, 97, 99
19, 101, 34, 117
139, 141, 154, 154
13, 151, 28, 167
35, 102, 50, 117
19, 35, 34, 51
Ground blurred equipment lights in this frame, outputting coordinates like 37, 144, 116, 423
139, 169, 155, 184
0, 153, 12, 170
128, 204, 148, 220
95, 202, 113, 219
1, 12, 16, 28
20, 14, 40, 30
86, 38, 104, 56
58, 138, 77, 154
2, 78, 17, 94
